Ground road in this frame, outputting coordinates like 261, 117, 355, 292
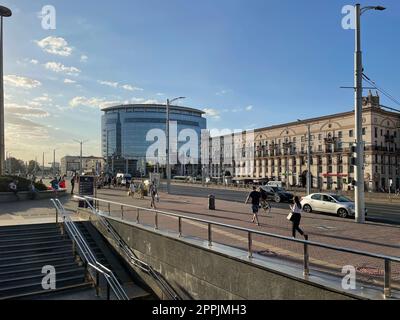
160, 184, 400, 226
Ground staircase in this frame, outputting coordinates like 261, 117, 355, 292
0, 223, 92, 300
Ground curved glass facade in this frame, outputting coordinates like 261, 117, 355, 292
101, 104, 207, 175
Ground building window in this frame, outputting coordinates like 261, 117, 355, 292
349, 166, 354, 173
362, 128, 366, 136
375, 127, 378, 138
318, 145, 322, 152
349, 130, 354, 138
338, 131, 343, 139
318, 134, 322, 141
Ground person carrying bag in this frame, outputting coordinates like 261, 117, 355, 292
288, 196, 307, 239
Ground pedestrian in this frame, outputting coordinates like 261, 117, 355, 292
139, 181, 145, 199
8, 180, 19, 200
149, 183, 157, 209
129, 182, 136, 198
245, 186, 261, 226
70, 176, 76, 194
288, 196, 307, 239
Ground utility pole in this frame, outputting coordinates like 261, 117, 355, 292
42, 152, 45, 179
166, 96, 186, 194
307, 124, 311, 195
53, 149, 56, 177
354, 4, 385, 223
0, 6, 12, 176
73, 139, 88, 175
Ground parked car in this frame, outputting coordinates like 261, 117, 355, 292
260, 186, 294, 203
300, 193, 368, 218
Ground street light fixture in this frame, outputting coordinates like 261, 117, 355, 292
166, 96, 186, 194
353, 4, 385, 224
73, 139, 89, 175
0, 6, 11, 176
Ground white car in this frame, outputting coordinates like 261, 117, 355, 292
301, 193, 367, 219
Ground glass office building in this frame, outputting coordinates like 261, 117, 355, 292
101, 104, 207, 176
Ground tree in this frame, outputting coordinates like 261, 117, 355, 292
27, 160, 41, 175
7, 157, 26, 175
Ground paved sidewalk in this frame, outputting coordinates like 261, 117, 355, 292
93, 188, 400, 286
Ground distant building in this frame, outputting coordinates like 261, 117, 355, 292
101, 104, 207, 177
60, 156, 105, 176
207, 92, 400, 192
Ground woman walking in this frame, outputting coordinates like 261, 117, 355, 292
289, 196, 307, 239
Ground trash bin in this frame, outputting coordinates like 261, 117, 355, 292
208, 195, 215, 210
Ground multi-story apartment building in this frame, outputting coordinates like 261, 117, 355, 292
207, 92, 400, 192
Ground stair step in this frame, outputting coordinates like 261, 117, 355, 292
0, 256, 76, 272
0, 234, 66, 246
0, 275, 87, 299
0, 250, 74, 266
0, 262, 80, 280
0, 223, 58, 232
0, 244, 72, 258
0, 230, 61, 240
0, 267, 85, 288
0, 239, 72, 250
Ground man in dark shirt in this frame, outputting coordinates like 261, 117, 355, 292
245, 186, 261, 226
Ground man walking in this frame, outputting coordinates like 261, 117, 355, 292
70, 175, 75, 195
245, 186, 261, 226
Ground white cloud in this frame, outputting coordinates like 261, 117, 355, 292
203, 108, 221, 120
4, 75, 42, 89
80, 55, 88, 62
69, 96, 121, 109
36, 36, 73, 57
30, 59, 39, 65
44, 62, 81, 76
245, 105, 253, 111
98, 80, 119, 88
121, 84, 144, 92
64, 78, 77, 84
156, 93, 165, 96
98, 80, 144, 92
216, 89, 232, 96
5, 103, 50, 118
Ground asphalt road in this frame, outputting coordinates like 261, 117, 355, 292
161, 184, 400, 226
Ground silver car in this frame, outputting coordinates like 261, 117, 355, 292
300, 193, 366, 218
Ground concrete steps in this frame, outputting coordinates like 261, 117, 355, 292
0, 223, 91, 300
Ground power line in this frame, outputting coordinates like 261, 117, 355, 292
362, 73, 400, 107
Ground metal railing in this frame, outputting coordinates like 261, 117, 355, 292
73, 196, 181, 300
80, 196, 400, 299
50, 199, 129, 300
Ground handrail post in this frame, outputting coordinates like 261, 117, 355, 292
136, 208, 140, 224
208, 223, 212, 247
121, 205, 124, 220
155, 211, 159, 230
107, 281, 111, 300
178, 217, 182, 238
108, 203, 111, 216
248, 232, 253, 259
55, 207, 58, 225
95, 271, 100, 297
303, 235, 310, 277
384, 259, 392, 298
72, 240, 77, 259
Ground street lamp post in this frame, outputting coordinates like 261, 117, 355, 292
166, 97, 186, 194
298, 120, 312, 195
354, 4, 386, 223
0, 6, 11, 176
73, 139, 89, 175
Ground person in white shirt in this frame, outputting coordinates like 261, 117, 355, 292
289, 196, 307, 239
129, 182, 136, 198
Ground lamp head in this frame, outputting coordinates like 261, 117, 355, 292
375, 6, 386, 11
0, 6, 12, 17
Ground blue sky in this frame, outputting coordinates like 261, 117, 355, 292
3, 0, 400, 161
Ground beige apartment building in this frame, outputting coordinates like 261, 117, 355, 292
208, 92, 400, 192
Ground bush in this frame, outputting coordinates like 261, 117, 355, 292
0, 176, 48, 192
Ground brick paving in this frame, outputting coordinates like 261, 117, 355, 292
94, 187, 400, 286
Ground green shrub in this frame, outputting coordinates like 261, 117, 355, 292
0, 176, 48, 192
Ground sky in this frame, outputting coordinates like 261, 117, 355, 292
3, 0, 400, 162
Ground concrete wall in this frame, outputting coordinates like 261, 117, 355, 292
85, 213, 357, 300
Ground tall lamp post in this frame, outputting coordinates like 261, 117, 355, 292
354, 4, 386, 223
0, 6, 11, 176
298, 120, 312, 195
73, 139, 89, 175
166, 97, 186, 194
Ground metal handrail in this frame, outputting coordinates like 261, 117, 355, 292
50, 199, 129, 300
81, 196, 399, 298
73, 196, 181, 300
